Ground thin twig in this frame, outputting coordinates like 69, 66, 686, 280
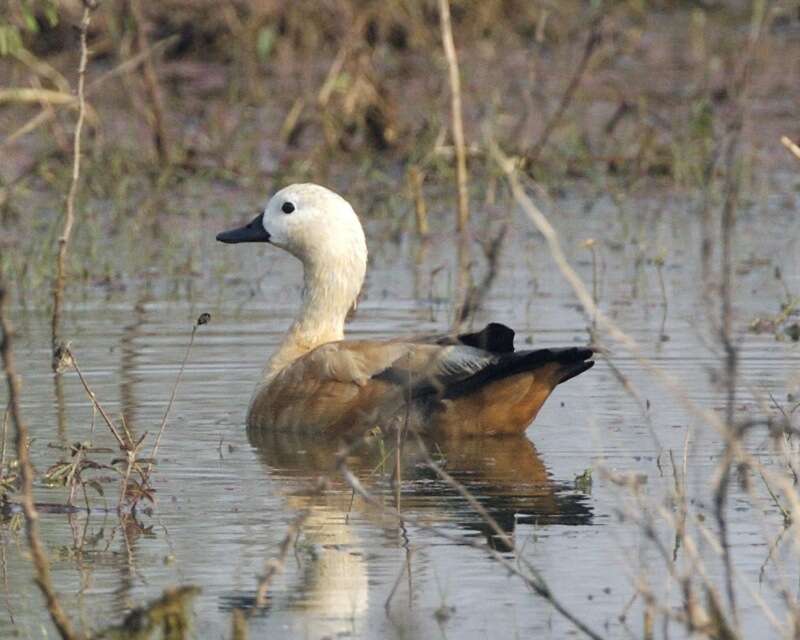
51, 5, 92, 366
129, 0, 171, 165
525, 16, 603, 168
147, 313, 209, 472
453, 223, 507, 327
1, 278, 81, 640
63, 347, 126, 449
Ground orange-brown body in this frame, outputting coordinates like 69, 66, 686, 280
246, 339, 583, 437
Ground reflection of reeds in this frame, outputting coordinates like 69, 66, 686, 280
333, 430, 604, 639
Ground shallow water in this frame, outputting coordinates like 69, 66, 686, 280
2, 180, 799, 639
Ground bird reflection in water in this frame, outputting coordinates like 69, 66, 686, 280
248, 428, 592, 538
221, 428, 593, 634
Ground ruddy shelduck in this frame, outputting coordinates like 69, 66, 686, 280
217, 183, 594, 437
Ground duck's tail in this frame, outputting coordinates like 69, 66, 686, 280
444, 346, 594, 398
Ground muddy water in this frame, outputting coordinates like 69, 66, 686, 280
1, 180, 799, 639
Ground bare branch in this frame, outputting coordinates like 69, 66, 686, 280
0, 277, 81, 640
51, 5, 92, 367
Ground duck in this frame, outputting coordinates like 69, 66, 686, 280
216, 183, 594, 437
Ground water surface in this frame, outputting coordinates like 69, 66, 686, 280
2, 182, 799, 638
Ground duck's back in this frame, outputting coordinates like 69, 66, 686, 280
246, 323, 593, 437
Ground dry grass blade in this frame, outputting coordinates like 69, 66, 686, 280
0, 278, 81, 640
438, 0, 470, 236
438, 0, 474, 330
487, 136, 736, 441
781, 136, 800, 162
10, 47, 70, 93
0, 88, 76, 106
3, 35, 179, 149
407, 166, 429, 239
0, 402, 8, 478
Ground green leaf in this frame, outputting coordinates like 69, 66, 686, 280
21, 7, 38, 34
44, 3, 59, 28
256, 26, 276, 63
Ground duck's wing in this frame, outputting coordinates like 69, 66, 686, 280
251, 331, 593, 434
374, 343, 594, 399
249, 340, 494, 432
288, 331, 591, 399
293, 340, 498, 390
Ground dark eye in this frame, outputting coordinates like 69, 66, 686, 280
281, 201, 295, 214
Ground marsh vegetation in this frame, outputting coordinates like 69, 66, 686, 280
1, 1, 799, 638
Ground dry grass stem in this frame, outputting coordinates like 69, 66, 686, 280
3, 35, 178, 149
231, 607, 248, 640
148, 313, 209, 468
781, 135, 800, 161
438, 0, 474, 328
713, 1, 766, 623
0, 88, 77, 106
407, 166, 429, 238
453, 223, 507, 328
129, 0, 171, 165
488, 140, 800, 624
438, 0, 470, 235
384, 546, 413, 612
489, 137, 733, 443
62, 347, 126, 449
51, 5, 92, 366
1, 402, 8, 477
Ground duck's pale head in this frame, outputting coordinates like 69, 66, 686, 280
217, 183, 368, 340
217, 183, 366, 264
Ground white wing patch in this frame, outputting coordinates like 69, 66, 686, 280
434, 345, 497, 379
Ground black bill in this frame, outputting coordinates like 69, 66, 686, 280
216, 214, 271, 244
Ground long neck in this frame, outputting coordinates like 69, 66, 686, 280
264, 251, 364, 379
